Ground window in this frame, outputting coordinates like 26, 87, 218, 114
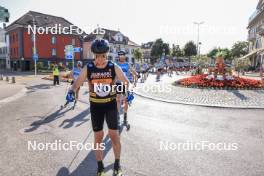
72, 39, 75, 45
52, 48, 56, 56
51, 36, 56, 44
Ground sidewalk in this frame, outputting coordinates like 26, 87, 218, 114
134, 73, 264, 109
0, 82, 25, 100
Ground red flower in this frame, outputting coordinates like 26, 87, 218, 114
178, 74, 264, 89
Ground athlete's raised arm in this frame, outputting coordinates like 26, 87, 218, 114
71, 66, 87, 91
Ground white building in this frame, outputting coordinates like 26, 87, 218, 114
247, 0, 264, 70
0, 27, 10, 70
83, 28, 140, 63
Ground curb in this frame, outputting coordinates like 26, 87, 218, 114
0, 87, 27, 107
134, 90, 264, 109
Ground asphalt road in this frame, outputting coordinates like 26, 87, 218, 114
0, 76, 263, 176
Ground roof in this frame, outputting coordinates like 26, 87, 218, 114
84, 28, 139, 46
5, 11, 85, 36
128, 40, 140, 47
141, 42, 154, 49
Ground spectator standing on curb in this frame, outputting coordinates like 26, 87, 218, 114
53, 64, 60, 86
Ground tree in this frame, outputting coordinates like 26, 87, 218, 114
183, 41, 197, 67
231, 41, 249, 58
208, 48, 232, 61
133, 48, 143, 63
220, 48, 232, 61
207, 48, 219, 58
151, 38, 170, 61
171, 44, 183, 57
183, 41, 197, 57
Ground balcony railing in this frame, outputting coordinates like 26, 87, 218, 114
257, 24, 264, 35
248, 33, 257, 41
249, 10, 261, 24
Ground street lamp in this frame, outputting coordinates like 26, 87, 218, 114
25, 14, 41, 76
194, 21, 204, 57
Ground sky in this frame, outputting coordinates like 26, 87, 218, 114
0, 0, 259, 54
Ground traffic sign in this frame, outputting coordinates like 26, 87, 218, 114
65, 45, 74, 60
65, 45, 74, 52
66, 54, 73, 60
74, 47, 81, 52
33, 54, 38, 61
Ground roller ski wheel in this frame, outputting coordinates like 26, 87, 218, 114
97, 171, 105, 176
123, 121, 130, 131
126, 123, 130, 131
113, 169, 123, 176
71, 101, 77, 110
60, 101, 69, 110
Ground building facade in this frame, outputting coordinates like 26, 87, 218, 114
83, 28, 140, 63
0, 27, 8, 69
5, 11, 84, 71
247, 0, 264, 70
141, 42, 153, 63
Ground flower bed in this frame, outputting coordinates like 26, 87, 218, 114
177, 74, 264, 89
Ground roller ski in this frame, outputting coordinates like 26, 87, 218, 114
60, 90, 76, 110
113, 160, 123, 176
113, 168, 123, 176
156, 75, 160, 82
97, 170, 105, 176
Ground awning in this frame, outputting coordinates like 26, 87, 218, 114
239, 48, 264, 60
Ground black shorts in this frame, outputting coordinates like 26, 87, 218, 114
90, 100, 118, 132
157, 68, 162, 72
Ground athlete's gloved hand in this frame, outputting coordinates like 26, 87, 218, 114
66, 90, 75, 103
127, 91, 134, 105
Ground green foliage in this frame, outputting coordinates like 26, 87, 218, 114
207, 41, 249, 62
231, 41, 249, 58
134, 48, 143, 63
183, 41, 197, 57
67, 61, 73, 70
171, 44, 183, 57
208, 48, 232, 60
233, 58, 251, 71
192, 55, 210, 67
151, 38, 170, 58
37, 62, 44, 70
207, 48, 219, 58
